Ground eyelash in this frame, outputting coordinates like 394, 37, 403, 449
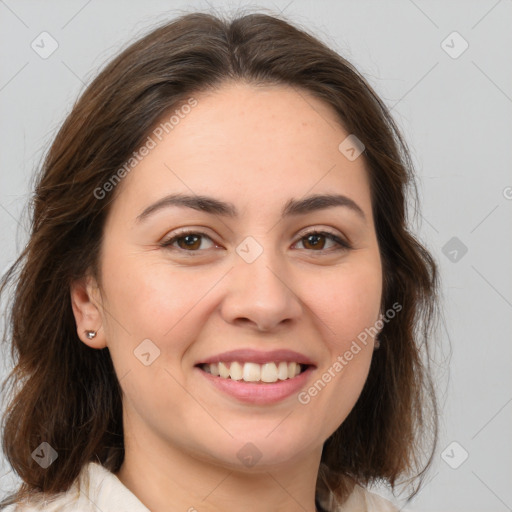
160, 228, 352, 255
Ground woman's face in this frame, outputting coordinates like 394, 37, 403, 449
81, 82, 382, 470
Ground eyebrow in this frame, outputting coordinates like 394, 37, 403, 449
136, 192, 366, 223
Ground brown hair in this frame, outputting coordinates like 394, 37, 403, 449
0, 8, 439, 508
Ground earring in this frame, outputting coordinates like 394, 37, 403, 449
85, 330, 97, 340
374, 337, 381, 350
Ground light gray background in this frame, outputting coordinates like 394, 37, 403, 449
0, 1, 511, 511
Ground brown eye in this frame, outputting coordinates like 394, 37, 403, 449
302, 233, 328, 250
295, 231, 351, 252
175, 234, 202, 250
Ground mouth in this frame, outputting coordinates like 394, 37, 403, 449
194, 349, 316, 404
195, 359, 316, 406
197, 361, 311, 384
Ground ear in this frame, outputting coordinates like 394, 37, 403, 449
70, 274, 107, 349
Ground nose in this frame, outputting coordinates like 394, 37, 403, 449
219, 246, 303, 332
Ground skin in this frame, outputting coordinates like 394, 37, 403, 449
71, 82, 383, 512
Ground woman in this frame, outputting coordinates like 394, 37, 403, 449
0, 10, 439, 512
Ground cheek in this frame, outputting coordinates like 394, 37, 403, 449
299, 265, 381, 433
306, 260, 382, 351
99, 255, 212, 426
312, 260, 381, 416
100, 253, 216, 342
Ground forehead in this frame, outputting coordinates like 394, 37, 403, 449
108, 82, 373, 222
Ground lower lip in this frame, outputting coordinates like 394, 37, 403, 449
196, 366, 315, 405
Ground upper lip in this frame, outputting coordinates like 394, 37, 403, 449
196, 349, 316, 366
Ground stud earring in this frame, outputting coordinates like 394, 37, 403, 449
85, 330, 97, 340
374, 337, 381, 350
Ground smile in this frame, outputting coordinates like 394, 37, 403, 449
200, 361, 308, 383
196, 363, 315, 405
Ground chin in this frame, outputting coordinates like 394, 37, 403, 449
190, 429, 320, 472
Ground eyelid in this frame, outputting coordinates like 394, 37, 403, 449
295, 225, 345, 241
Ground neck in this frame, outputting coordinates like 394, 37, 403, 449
116, 427, 323, 512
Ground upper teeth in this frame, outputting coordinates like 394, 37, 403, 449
201, 362, 303, 382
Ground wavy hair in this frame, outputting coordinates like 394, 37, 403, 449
0, 9, 440, 508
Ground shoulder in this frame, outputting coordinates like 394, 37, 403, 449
363, 488, 399, 512
1, 462, 149, 511
334, 484, 399, 512
1, 482, 84, 512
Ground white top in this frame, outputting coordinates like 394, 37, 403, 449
3, 462, 399, 511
